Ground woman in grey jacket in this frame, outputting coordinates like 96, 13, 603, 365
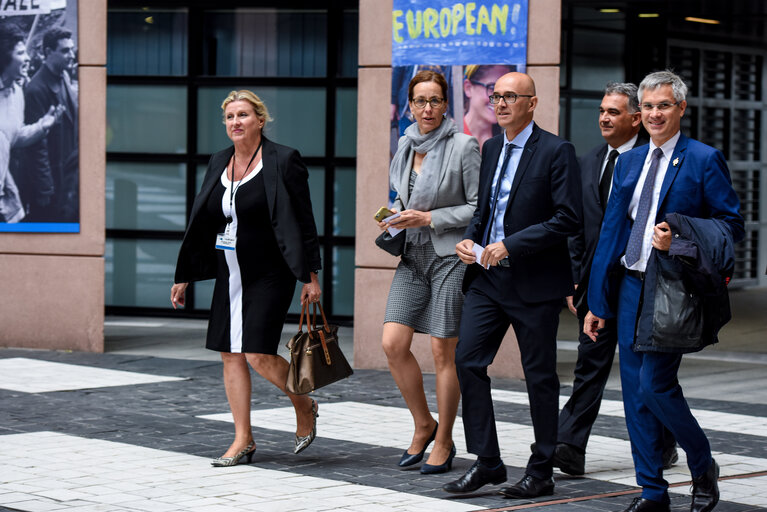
378, 70, 479, 475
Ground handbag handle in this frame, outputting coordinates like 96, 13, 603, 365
311, 302, 332, 333
310, 302, 333, 365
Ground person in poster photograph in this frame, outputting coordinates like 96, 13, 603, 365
0, 21, 63, 223
462, 64, 516, 151
0, 0, 79, 231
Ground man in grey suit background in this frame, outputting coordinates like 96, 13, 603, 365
553, 82, 676, 475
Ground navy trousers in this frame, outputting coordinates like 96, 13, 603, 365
455, 267, 561, 480
617, 274, 712, 503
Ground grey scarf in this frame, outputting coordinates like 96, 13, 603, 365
389, 118, 458, 245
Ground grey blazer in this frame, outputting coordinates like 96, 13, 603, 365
391, 132, 480, 257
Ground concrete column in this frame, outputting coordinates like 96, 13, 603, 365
0, 0, 106, 352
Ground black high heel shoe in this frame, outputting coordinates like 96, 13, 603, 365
398, 422, 438, 467
420, 443, 456, 474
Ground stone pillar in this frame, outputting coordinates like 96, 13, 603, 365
0, 0, 107, 352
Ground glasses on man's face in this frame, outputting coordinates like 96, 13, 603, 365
411, 97, 445, 109
488, 92, 534, 105
469, 79, 495, 96
641, 101, 680, 112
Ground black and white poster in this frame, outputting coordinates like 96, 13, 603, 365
0, 0, 79, 232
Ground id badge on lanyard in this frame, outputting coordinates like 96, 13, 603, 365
214, 141, 261, 252
216, 222, 237, 251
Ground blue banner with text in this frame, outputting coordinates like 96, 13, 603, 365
392, 0, 528, 66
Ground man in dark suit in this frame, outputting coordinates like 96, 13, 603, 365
586, 71, 744, 512
443, 72, 580, 498
23, 27, 78, 222
552, 82, 677, 476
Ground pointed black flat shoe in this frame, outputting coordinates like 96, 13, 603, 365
420, 443, 456, 474
398, 422, 438, 467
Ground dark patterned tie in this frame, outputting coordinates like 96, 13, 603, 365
482, 143, 515, 246
599, 149, 619, 212
624, 148, 664, 267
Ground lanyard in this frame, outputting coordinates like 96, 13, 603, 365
227, 139, 263, 223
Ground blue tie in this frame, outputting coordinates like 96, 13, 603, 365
624, 147, 664, 267
482, 143, 515, 246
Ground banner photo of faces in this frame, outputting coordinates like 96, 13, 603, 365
0, 0, 79, 232
389, 1, 528, 202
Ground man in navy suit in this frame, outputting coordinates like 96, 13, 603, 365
552, 82, 677, 475
443, 72, 580, 498
586, 71, 744, 512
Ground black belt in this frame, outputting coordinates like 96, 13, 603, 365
626, 269, 645, 280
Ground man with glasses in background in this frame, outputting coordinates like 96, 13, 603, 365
445, 72, 580, 499
585, 70, 743, 512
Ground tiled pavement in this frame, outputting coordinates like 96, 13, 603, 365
1, 309, 767, 511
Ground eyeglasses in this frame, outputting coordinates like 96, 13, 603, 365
641, 101, 681, 112
411, 97, 445, 109
489, 92, 534, 105
469, 79, 495, 95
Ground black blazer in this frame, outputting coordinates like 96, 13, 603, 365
569, 134, 648, 316
463, 123, 581, 302
174, 136, 321, 284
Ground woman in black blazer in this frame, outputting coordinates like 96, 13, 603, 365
171, 90, 322, 465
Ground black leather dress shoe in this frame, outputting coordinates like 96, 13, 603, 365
661, 444, 678, 469
622, 497, 670, 512
499, 474, 554, 498
442, 460, 507, 494
691, 459, 719, 512
553, 443, 585, 476
531, 442, 586, 476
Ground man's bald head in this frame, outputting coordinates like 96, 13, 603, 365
493, 72, 537, 139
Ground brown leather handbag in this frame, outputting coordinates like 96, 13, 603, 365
286, 302, 353, 395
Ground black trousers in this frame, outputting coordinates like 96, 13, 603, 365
456, 267, 561, 480
557, 317, 618, 450
558, 316, 676, 453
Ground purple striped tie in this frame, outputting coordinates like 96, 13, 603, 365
624, 148, 664, 267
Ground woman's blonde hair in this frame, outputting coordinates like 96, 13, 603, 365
220, 90, 273, 126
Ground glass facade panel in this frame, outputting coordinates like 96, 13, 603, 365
106, 162, 186, 231
197, 87, 326, 157
107, 9, 188, 76
571, 30, 624, 90
335, 88, 357, 157
569, 98, 603, 155
307, 167, 326, 237
194, 279, 215, 310
333, 167, 355, 236
339, 10, 359, 77
107, 2, 356, 319
107, 85, 187, 153
332, 246, 355, 316
105, 238, 181, 307
202, 10, 327, 77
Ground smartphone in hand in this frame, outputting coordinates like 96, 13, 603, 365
374, 206, 394, 222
